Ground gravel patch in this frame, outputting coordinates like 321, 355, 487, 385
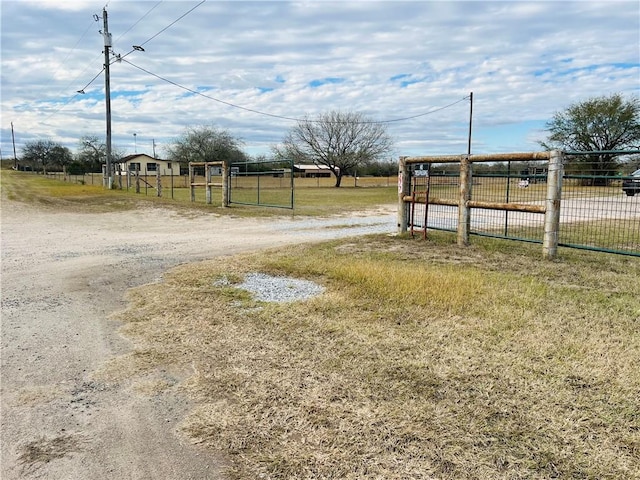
237, 273, 325, 303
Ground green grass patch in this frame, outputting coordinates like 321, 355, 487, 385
110, 233, 640, 479
560, 218, 640, 253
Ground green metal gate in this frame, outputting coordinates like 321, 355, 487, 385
228, 158, 294, 209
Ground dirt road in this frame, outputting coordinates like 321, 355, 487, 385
0, 202, 395, 479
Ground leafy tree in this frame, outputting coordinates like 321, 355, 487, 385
541, 94, 640, 180
273, 111, 394, 187
165, 126, 247, 167
358, 159, 397, 177
21, 139, 71, 174
51, 144, 73, 175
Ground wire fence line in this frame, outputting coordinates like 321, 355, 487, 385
44, 171, 395, 191
402, 154, 640, 257
39, 152, 640, 258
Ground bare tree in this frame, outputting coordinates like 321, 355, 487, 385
274, 111, 394, 187
76, 135, 105, 172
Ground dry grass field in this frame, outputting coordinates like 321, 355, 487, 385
110, 233, 640, 479
3, 170, 639, 479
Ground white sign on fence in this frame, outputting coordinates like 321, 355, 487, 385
414, 164, 429, 177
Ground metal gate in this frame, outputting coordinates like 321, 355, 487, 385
228, 158, 294, 209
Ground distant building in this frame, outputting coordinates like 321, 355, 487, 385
293, 164, 336, 178
117, 154, 175, 176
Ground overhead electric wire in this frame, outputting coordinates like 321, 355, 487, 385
51, 20, 95, 82
74, 0, 203, 98
122, 58, 306, 121
118, 0, 205, 62
374, 96, 470, 123
46, 0, 199, 119
55, 0, 464, 134
121, 58, 469, 124
81, 67, 107, 93
113, 0, 163, 45
18, 16, 99, 126
139, 0, 205, 47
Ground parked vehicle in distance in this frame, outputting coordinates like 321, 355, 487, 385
623, 169, 640, 196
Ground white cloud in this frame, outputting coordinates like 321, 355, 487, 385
1, 1, 639, 158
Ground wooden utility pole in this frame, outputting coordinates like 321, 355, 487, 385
102, 8, 113, 188
467, 92, 473, 156
11, 121, 17, 168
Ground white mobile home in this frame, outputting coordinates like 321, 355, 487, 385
117, 154, 176, 176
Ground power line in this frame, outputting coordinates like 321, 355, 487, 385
50, 20, 96, 82
139, 0, 205, 48
118, 0, 205, 62
77, 68, 106, 95
32, 2, 204, 127
121, 58, 469, 124
113, 1, 163, 47
13, 16, 99, 126
369, 97, 470, 123
121, 58, 304, 121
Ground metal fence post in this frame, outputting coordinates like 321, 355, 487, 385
398, 156, 410, 233
458, 155, 471, 246
543, 150, 563, 259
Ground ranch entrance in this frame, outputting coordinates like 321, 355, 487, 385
228, 158, 294, 209
187, 158, 294, 209
398, 151, 640, 258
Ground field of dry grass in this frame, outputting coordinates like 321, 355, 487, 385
109, 233, 640, 479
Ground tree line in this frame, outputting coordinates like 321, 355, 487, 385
15, 94, 640, 186
19, 135, 124, 175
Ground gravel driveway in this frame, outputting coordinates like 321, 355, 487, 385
0, 201, 395, 479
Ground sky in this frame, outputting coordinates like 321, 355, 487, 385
1, 0, 639, 161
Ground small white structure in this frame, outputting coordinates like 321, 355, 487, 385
117, 154, 175, 176
293, 164, 336, 178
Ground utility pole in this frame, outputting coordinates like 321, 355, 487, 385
11, 121, 17, 168
152, 139, 156, 158
467, 91, 473, 156
102, 8, 113, 188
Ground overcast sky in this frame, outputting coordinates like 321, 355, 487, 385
1, 0, 639, 160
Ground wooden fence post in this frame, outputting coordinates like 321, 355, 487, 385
206, 164, 212, 204
222, 161, 229, 207
398, 156, 410, 233
543, 150, 563, 259
189, 164, 195, 202
458, 155, 471, 246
